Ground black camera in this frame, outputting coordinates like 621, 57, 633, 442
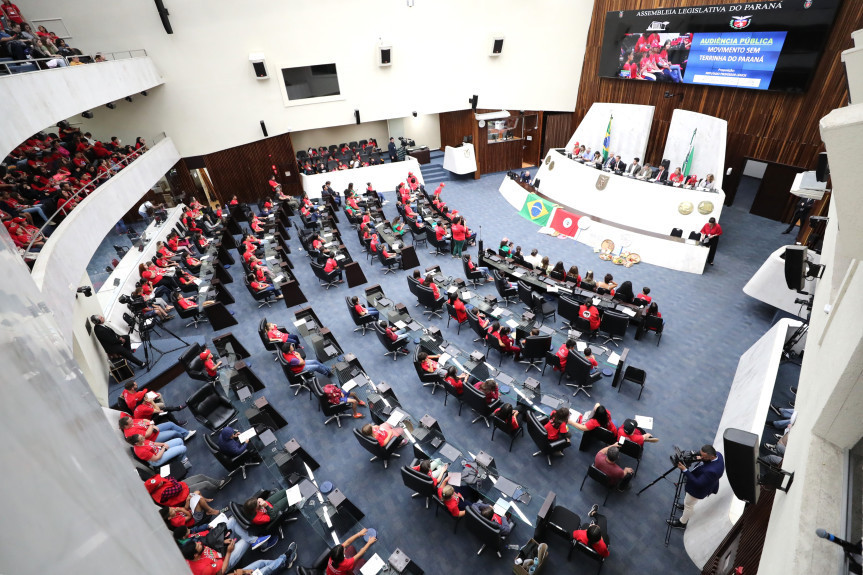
398, 136, 415, 147
76, 286, 92, 297
670, 446, 700, 468
118, 294, 147, 313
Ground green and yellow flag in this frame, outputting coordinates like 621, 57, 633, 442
518, 193, 554, 227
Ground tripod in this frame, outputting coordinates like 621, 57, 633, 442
637, 465, 687, 547
133, 314, 190, 373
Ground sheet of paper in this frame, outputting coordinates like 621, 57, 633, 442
607, 351, 620, 366
494, 497, 511, 517
335, 254, 345, 260
576, 341, 587, 352
635, 415, 654, 430
159, 465, 170, 477
506, 319, 519, 329
359, 554, 386, 575
395, 320, 407, 329
546, 285, 558, 293
265, 235, 274, 241
593, 298, 601, 306
567, 411, 582, 426
200, 255, 211, 261
620, 306, 637, 317
386, 409, 407, 427
238, 428, 257, 443
491, 307, 505, 317
447, 471, 462, 487
193, 279, 203, 286
293, 319, 307, 327
447, 285, 458, 295
439, 353, 451, 365
252, 569, 263, 575
513, 271, 524, 278
208, 512, 228, 528
342, 379, 357, 392
286, 484, 303, 506
461, 290, 473, 299
273, 275, 285, 284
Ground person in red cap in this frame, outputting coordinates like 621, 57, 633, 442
200, 348, 221, 378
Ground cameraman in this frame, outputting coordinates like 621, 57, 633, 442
667, 444, 724, 530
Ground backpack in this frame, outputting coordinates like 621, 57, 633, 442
323, 383, 342, 405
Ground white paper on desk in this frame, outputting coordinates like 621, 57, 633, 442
506, 319, 519, 329
593, 298, 601, 306
266, 255, 276, 261
265, 235, 274, 241
159, 465, 170, 477
335, 254, 346, 260
513, 271, 524, 278
447, 471, 462, 487
342, 379, 358, 392
286, 484, 302, 506
293, 319, 307, 328
494, 497, 511, 517
439, 353, 451, 365
197, 286, 208, 295
238, 428, 257, 443
491, 307, 505, 316
576, 341, 587, 352
208, 512, 228, 528
273, 275, 285, 284
395, 320, 407, 329
394, 242, 402, 250
461, 290, 473, 300
193, 279, 202, 286
386, 410, 407, 427
567, 411, 582, 426
546, 285, 558, 293
620, 307, 637, 318
607, 352, 621, 366
634, 415, 654, 430
447, 285, 458, 295
360, 554, 386, 575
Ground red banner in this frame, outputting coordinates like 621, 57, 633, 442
548, 208, 580, 237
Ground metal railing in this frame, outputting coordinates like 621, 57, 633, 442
24, 132, 167, 256
0, 49, 148, 76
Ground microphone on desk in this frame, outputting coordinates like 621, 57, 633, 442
816, 528, 863, 554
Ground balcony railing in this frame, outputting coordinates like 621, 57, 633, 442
0, 49, 148, 76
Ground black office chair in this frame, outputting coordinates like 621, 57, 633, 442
531, 292, 557, 326
417, 285, 445, 319
670, 228, 683, 238
407, 219, 427, 248
526, 411, 571, 466
597, 309, 628, 347
520, 335, 551, 373
353, 428, 402, 468
277, 350, 315, 398
466, 308, 490, 344
578, 425, 617, 453
400, 464, 436, 509
517, 281, 534, 310
465, 504, 505, 558
180, 342, 213, 383
688, 230, 701, 241
441, 375, 466, 414
245, 274, 277, 308
485, 333, 505, 367
446, 302, 468, 334
297, 546, 333, 575
258, 317, 282, 361
310, 261, 340, 289
463, 383, 499, 427
203, 433, 261, 480
375, 320, 410, 361
574, 538, 607, 574
186, 382, 238, 434
563, 351, 595, 398
618, 438, 644, 476
534, 491, 581, 560
406, 275, 423, 306
491, 410, 524, 452
642, 315, 664, 346
573, 316, 598, 339
432, 493, 462, 533
462, 257, 485, 288
311, 378, 352, 427
542, 351, 564, 382
494, 270, 518, 306
377, 248, 398, 274
346, 296, 376, 335
229, 487, 299, 537
579, 465, 614, 505
618, 365, 646, 400
412, 346, 445, 394
558, 295, 582, 330
174, 292, 207, 328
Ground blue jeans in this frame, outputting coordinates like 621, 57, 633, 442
158, 437, 187, 465
243, 556, 287, 575
377, 192, 386, 203
366, 307, 380, 318
476, 266, 490, 276
303, 359, 332, 377
284, 333, 300, 346
21, 205, 50, 223
156, 421, 190, 441
224, 517, 255, 569
773, 409, 795, 429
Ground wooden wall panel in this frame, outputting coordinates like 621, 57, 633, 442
199, 134, 301, 207
164, 158, 198, 202
574, 0, 863, 204
542, 112, 575, 158
439, 110, 475, 151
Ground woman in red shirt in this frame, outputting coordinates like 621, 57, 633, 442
450, 216, 467, 257
360, 422, 405, 447
474, 379, 499, 404
448, 293, 468, 324
572, 403, 618, 434
493, 402, 521, 431
444, 365, 468, 395
464, 253, 493, 282
327, 529, 376, 575
140, 263, 180, 291
544, 408, 571, 443
418, 351, 447, 377
242, 492, 292, 526
700, 217, 723, 265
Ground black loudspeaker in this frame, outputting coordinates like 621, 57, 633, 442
815, 152, 830, 182
379, 46, 392, 66
153, 0, 173, 34
354, 110, 361, 125
492, 38, 504, 55
783, 245, 807, 291
723, 428, 759, 504
470, 95, 478, 111
260, 120, 268, 137
252, 61, 268, 78
533, 178, 540, 189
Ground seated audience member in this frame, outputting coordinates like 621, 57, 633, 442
322, 250, 344, 282
566, 265, 581, 286
612, 280, 634, 304
583, 347, 599, 374
537, 256, 551, 274
352, 295, 379, 319
412, 458, 448, 485
127, 433, 188, 466
580, 270, 597, 291
360, 422, 406, 446
474, 378, 500, 405
133, 393, 185, 425
617, 418, 659, 446
572, 403, 618, 434
379, 319, 408, 345
492, 402, 522, 433
160, 490, 221, 527
119, 415, 194, 442
593, 444, 634, 488
464, 253, 493, 282
555, 339, 576, 371
493, 325, 521, 361
476, 309, 491, 331
248, 273, 282, 299
471, 500, 515, 537
281, 342, 332, 377
243, 491, 294, 526
327, 529, 377, 575
573, 504, 611, 558
448, 293, 468, 324
146, 473, 229, 508
636, 162, 653, 180
181, 537, 289, 575
266, 322, 300, 347
215, 426, 259, 460
669, 167, 685, 185
549, 260, 566, 280
598, 273, 618, 293
498, 238, 513, 256
524, 248, 543, 268
636, 287, 652, 303
322, 381, 365, 419
437, 474, 471, 518
646, 301, 662, 319
653, 164, 668, 183
198, 348, 221, 379
544, 407, 572, 449
444, 365, 469, 395
122, 380, 162, 412
579, 301, 601, 331
418, 350, 447, 378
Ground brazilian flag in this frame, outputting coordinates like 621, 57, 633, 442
518, 193, 554, 227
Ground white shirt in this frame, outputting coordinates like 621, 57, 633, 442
138, 201, 154, 217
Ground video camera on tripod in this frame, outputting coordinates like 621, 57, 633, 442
670, 446, 701, 468
118, 293, 148, 315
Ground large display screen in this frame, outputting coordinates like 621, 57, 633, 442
598, 0, 841, 93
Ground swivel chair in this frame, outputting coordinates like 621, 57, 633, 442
353, 428, 402, 468
186, 382, 238, 434
346, 296, 376, 335
520, 335, 551, 373
400, 464, 436, 509
375, 320, 410, 361
465, 504, 505, 558
526, 411, 571, 466
493, 270, 518, 306
204, 433, 261, 480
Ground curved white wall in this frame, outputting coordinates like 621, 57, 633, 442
22, 0, 595, 157
0, 57, 165, 159
31, 138, 181, 343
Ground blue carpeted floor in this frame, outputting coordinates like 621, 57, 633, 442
98, 158, 797, 574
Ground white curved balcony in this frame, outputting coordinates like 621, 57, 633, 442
30, 137, 181, 342
0, 55, 164, 159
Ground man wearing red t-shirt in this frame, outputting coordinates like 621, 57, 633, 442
181, 532, 286, 575
555, 339, 575, 371
437, 474, 467, 518
579, 303, 600, 331
199, 348, 221, 378
266, 322, 300, 347
594, 445, 633, 488
617, 418, 659, 447
128, 433, 188, 466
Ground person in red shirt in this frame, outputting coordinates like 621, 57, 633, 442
617, 418, 660, 447
544, 408, 571, 446
127, 433, 188, 466
433, 182, 445, 199
437, 475, 467, 518
351, 295, 379, 319
1, 0, 25, 24
555, 339, 575, 372
119, 414, 194, 442
573, 403, 617, 434
434, 222, 450, 249
266, 322, 300, 347
378, 320, 409, 354
463, 253, 494, 283
412, 459, 448, 486
450, 217, 467, 257
326, 529, 377, 575
448, 293, 468, 324
594, 444, 634, 488
669, 167, 685, 185
474, 379, 500, 405
360, 422, 405, 447
572, 505, 611, 558
493, 402, 521, 432
424, 273, 442, 300
199, 348, 221, 378
181, 535, 285, 575
583, 347, 599, 373
636, 287, 652, 303
579, 303, 601, 332
444, 365, 468, 395
418, 351, 447, 377
249, 274, 283, 299
122, 380, 159, 412
700, 217, 723, 265
242, 492, 293, 526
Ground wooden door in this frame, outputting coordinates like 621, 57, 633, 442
749, 162, 802, 222
522, 114, 541, 167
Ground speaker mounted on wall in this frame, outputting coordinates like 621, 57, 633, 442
249, 53, 268, 80
723, 427, 759, 504
153, 0, 173, 34
260, 121, 268, 137
783, 245, 808, 292
469, 95, 478, 111
490, 37, 504, 57
815, 152, 830, 182
378, 44, 392, 67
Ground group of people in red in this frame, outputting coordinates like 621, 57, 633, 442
620, 31, 691, 83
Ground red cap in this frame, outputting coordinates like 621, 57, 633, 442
199, 350, 210, 360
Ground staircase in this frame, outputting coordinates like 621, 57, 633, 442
419, 150, 451, 186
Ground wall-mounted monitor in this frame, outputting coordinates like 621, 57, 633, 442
280, 63, 341, 101
598, 0, 841, 93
